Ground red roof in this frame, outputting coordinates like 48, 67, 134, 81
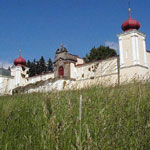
122, 9, 140, 32
14, 55, 26, 66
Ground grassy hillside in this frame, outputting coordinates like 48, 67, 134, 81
0, 82, 150, 150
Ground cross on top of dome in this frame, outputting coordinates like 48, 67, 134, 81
56, 44, 68, 54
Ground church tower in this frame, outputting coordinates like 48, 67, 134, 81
11, 50, 29, 87
117, 8, 148, 68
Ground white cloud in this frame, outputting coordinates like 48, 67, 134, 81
0, 61, 12, 69
105, 41, 119, 51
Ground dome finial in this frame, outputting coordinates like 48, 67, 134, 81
128, 8, 131, 18
19, 49, 22, 56
60, 44, 64, 49
121, 0, 141, 32
128, 0, 132, 18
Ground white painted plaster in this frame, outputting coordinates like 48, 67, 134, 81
131, 35, 137, 65
119, 38, 124, 66
143, 37, 148, 66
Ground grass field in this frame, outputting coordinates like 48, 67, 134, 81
0, 82, 150, 150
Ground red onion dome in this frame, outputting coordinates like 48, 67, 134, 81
14, 53, 26, 66
121, 8, 141, 32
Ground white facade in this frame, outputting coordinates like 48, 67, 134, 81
11, 65, 29, 88
118, 30, 150, 83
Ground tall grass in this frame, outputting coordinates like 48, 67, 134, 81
0, 82, 150, 149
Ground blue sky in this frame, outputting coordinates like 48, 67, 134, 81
0, 0, 150, 67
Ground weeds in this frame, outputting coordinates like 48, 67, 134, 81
0, 82, 150, 149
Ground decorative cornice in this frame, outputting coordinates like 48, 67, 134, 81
54, 57, 77, 64
120, 64, 149, 70
117, 30, 146, 37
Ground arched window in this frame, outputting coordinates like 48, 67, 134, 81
58, 66, 64, 76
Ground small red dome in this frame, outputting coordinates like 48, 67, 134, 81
14, 55, 26, 66
121, 9, 141, 32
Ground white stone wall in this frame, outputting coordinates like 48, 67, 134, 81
146, 52, 150, 68
75, 57, 118, 81
27, 72, 54, 84
7, 56, 150, 95
0, 75, 14, 95
76, 57, 84, 65
120, 65, 149, 84
25, 79, 76, 93
17, 58, 119, 94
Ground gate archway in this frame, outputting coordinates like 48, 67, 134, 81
58, 66, 64, 76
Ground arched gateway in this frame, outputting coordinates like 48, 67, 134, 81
58, 66, 64, 76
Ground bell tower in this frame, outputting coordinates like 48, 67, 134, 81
11, 50, 29, 87
118, 7, 148, 68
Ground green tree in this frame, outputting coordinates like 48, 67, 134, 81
26, 56, 53, 77
26, 60, 31, 68
39, 56, 47, 74
31, 59, 37, 77
47, 58, 53, 72
83, 45, 117, 63
36, 61, 41, 75
26, 60, 34, 77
